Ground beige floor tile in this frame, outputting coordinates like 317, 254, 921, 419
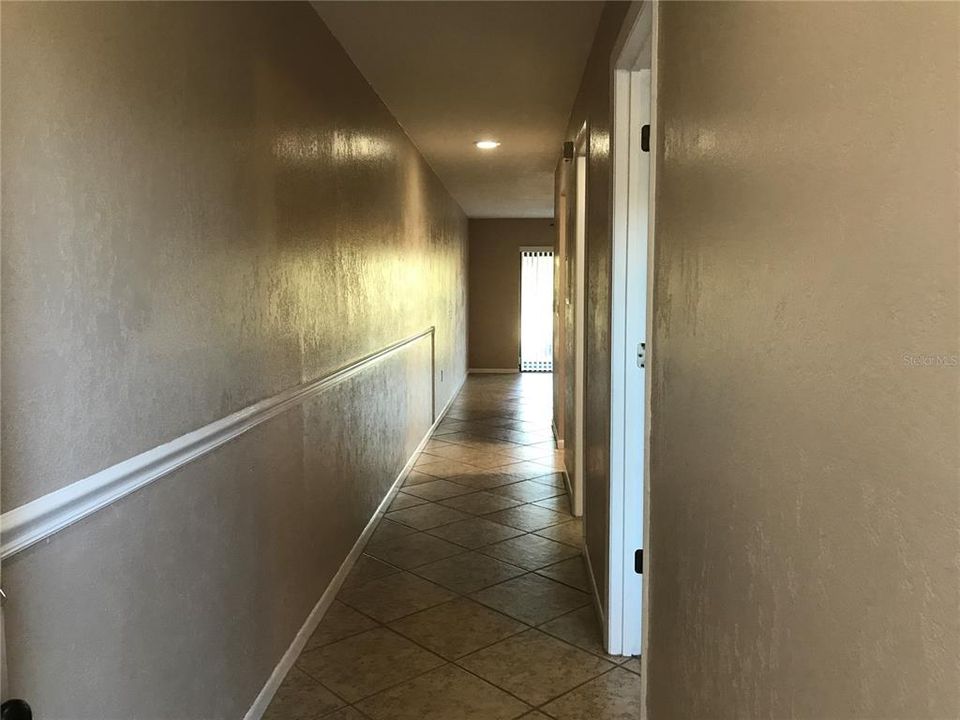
458, 629, 614, 706
475, 428, 525, 444
463, 450, 522, 468
529, 454, 565, 472
532, 494, 572, 515
541, 667, 642, 719
526, 440, 558, 451
341, 554, 400, 591
338, 571, 456, 622
481, 534, 580, 571
415, 453, 439, 467
422, 443, 492, 463
366, 530, 463, 569
439, 490, 523, 515
495, 461, 557, 480
434, 420, 472, 434
500, 430, 554, 445
304, 601, 379, 652
427, 517, 525, 549
530, 471, 567, 487
518, 713, 553, 719
491, 479, 564, 503
402, 479, 476, 502
503, 419, 548, 432
430, 430, 488, 445
496, 445, 554, 462
471, 574, 591, 625
424, 438, 453, 450
484, 504, 568, 532
537, 606, 625, 662
389, 597, 526, 659
389, 492, 429, 511
404, 469, 440, 486
471, 416, 515, 428
535, 556, 590, 592
263, 666, 345, 720
621, 657, 641, 674
385, 502, 472, 530
357, 664, 530, 720
320, 708, 369, 720
449, 471, 525, 490
413, 551, 527, 594
452, 437, 521, 454
416, 458, 485, 479
367, 519, 417, 546
298, 628, 444, 703
535, 520, 583, 547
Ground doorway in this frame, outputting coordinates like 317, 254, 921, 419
519, 247, 555, 372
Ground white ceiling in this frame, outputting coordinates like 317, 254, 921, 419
312, 1, 603, 218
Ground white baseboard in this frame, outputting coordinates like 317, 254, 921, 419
244, 372, 466, 720
468, 368, 519, 374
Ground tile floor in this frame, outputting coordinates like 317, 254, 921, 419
265, 373, 641, 720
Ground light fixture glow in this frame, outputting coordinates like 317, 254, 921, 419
475, 140, 500, 150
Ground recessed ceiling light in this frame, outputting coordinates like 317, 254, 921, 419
475, 140, 500, 150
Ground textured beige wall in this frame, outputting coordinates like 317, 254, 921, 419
648, 2, 960, 718
558, 1, 631, 615
468, 218, 555, 369
0, 2, 467, 717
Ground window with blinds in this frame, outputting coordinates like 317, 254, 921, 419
519, 248, 554, 372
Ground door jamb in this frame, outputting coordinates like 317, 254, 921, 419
572, 123, 588, 519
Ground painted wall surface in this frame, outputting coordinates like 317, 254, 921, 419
558, 1, 631, 615
648, 3, 960, 718
468, 218, 555, 369
0, 2, 467, 717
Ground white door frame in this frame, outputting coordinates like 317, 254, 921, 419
572, 126, 588, 519
553, 191, 567, 449
607, 0, 657, 678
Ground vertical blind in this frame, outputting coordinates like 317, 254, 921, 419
520, 249, 554, 372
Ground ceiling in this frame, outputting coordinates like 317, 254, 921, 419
312, 1, 603, 218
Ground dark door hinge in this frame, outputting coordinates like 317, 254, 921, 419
634, 548, 644, 574
640, 125, 650, 153
1, 699, 33, 720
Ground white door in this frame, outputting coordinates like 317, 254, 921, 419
623, 68, 651, 654
609, 62, 653, 656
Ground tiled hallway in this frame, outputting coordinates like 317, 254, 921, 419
265, 373, 641, 719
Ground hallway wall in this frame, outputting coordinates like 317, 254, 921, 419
557, 1, 632, 618
648, 2, 959, 718
468, 218, 555, 370
0, 2, 467, 717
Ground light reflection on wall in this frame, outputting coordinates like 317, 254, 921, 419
591, 129, 610, 161
272, 129, 393, 166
